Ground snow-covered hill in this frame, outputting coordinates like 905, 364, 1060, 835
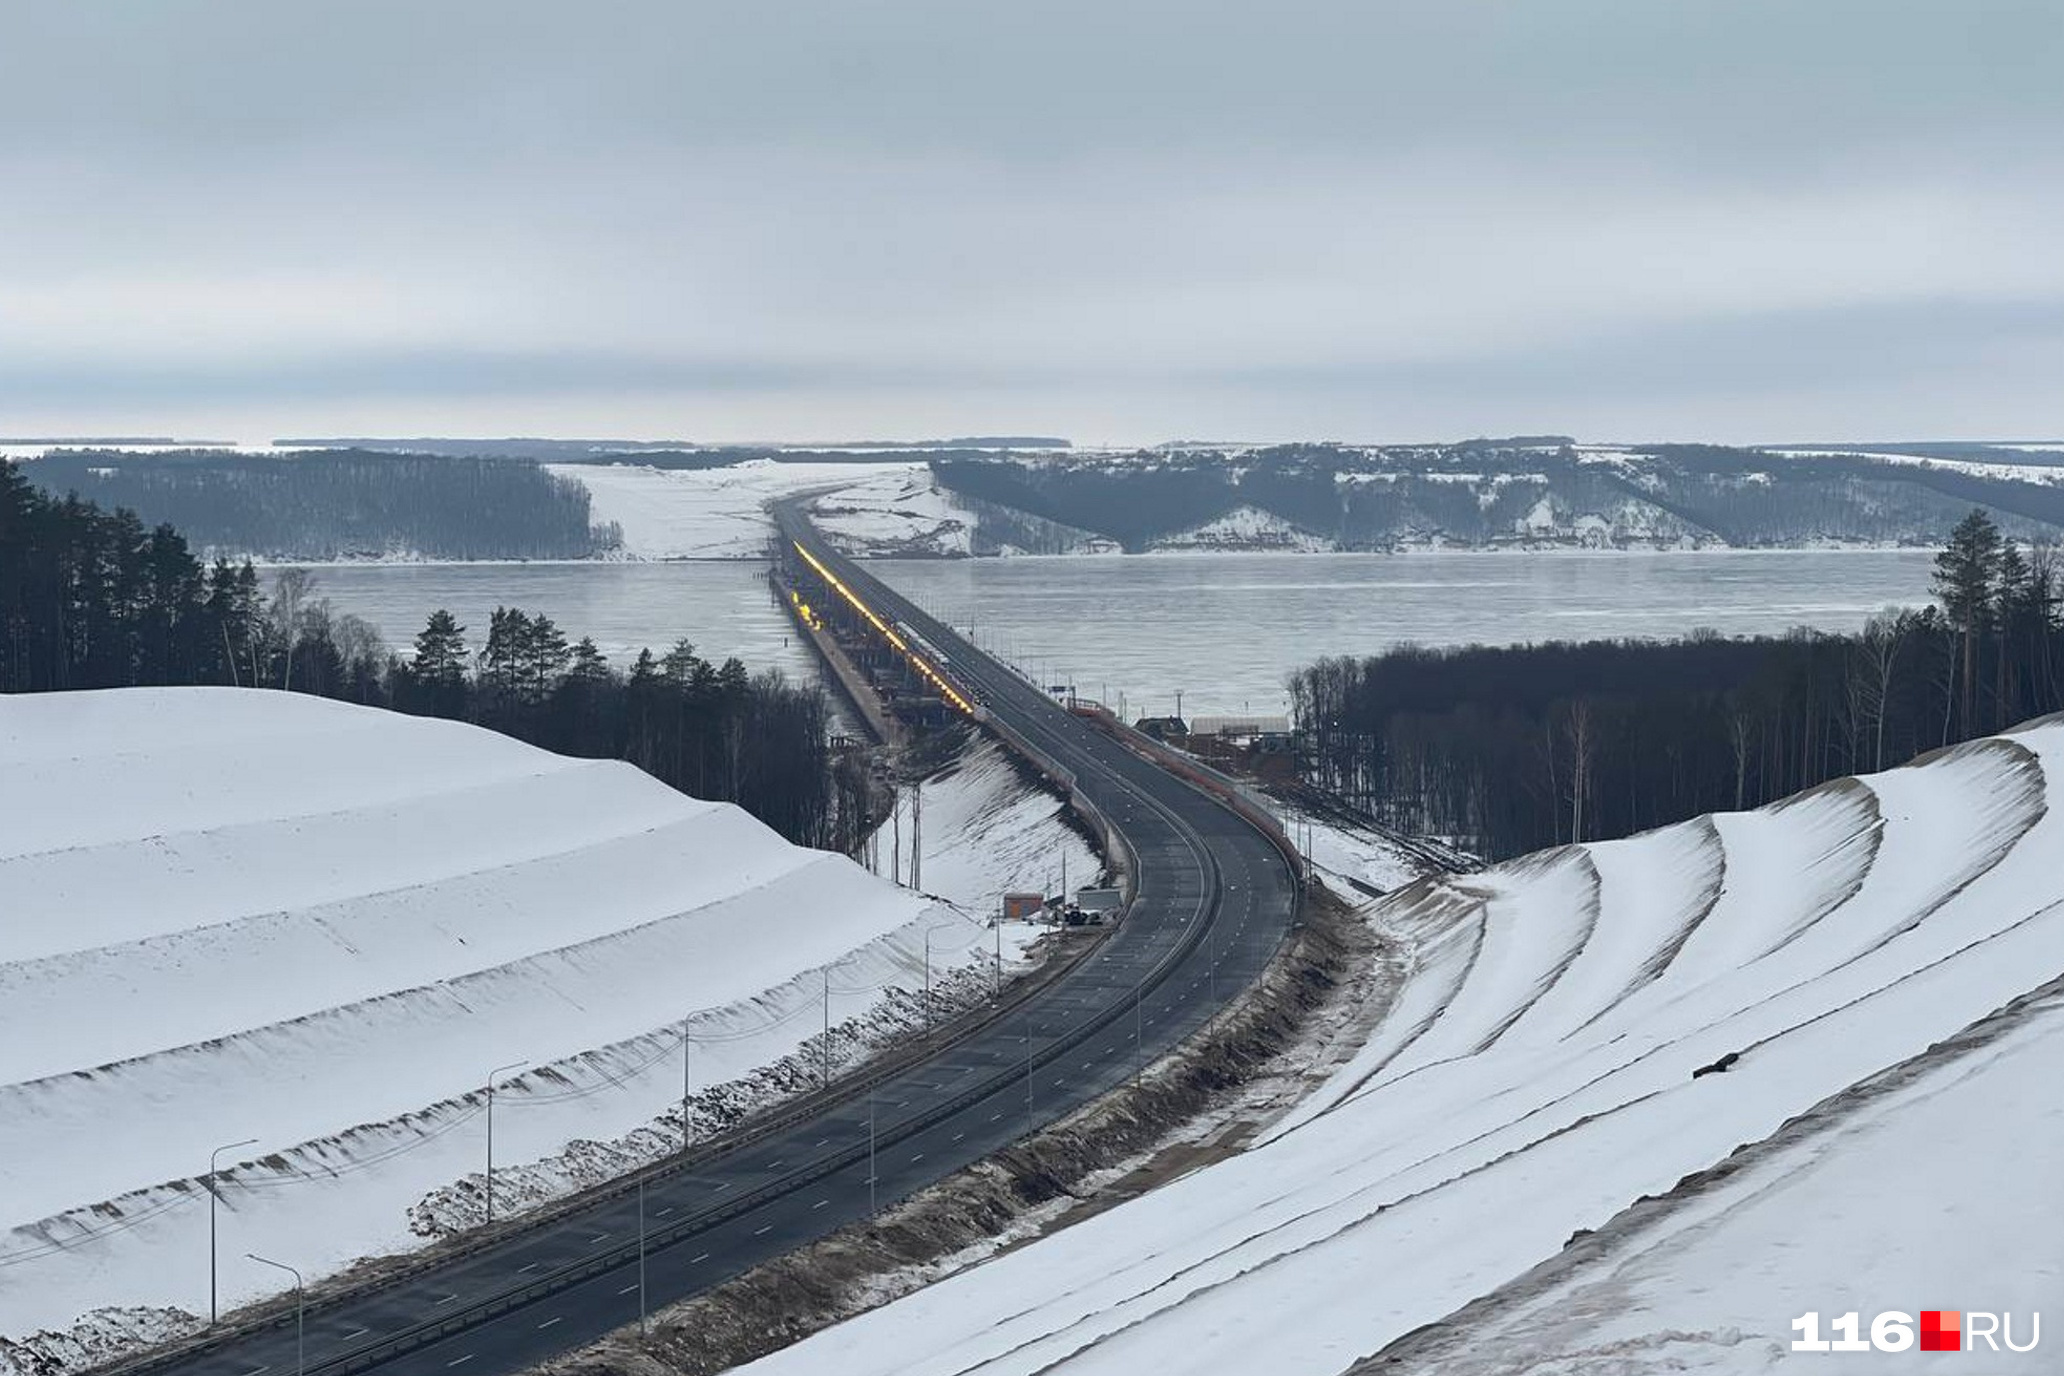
739, 716, 2064, 1376
0, 689, 999, 1367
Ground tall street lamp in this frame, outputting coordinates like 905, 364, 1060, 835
922, 927, 935, 1031
245, 1253, 303, 1376
207, 1137, 257, 1326
483, 1060, 528, 1226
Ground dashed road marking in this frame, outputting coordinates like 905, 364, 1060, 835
691, 1252, 710, 1264
753, 1223, 773, 1236
447, 1356, 476, 1367
536, 1317, 562, 1331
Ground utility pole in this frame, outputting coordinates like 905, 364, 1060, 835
208, 1137, 258, 1326
680, 1020, 693, 1153
1024, 1019, 1034, 1119
922, 928, 933, 1031
892, 791, 901, 887
822, 970, 832, 1089
1176, 689, 1184, 723
484, 1059, 527, 1226
993, 912, 1002, 1000
245, 1255, 303, 1376
910, 781, 922, 891
868, 1090, 878, 1216
637, 1176, 648, 1338
1134, 982, 1144, 1085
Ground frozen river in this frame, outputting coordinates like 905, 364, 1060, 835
313, 549, 1938, 722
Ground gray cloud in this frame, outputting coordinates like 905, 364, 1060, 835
2, 1, 2060, 441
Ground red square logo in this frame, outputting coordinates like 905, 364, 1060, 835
1921, 1310, 1962, 1352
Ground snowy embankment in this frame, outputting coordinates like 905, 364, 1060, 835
740, 718, 2064, 1376
894, 736, 1102, 920
550, 461, 979, 560
0, 689, 1018, 1371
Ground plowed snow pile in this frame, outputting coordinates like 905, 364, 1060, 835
741, 717, 2064, 1376
0, 688, 986, 1361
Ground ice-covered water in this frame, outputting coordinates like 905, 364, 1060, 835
303, 561, 821, 683
310, 550, 1936, 721
873, 549, 1938, 718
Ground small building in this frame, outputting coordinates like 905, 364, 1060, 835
1002, 891, 1047, 922
1189, 715, 1291, 741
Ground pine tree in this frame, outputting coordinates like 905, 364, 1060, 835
412, 609, 469, 684
1932, 508, 2001, 733
523, 613, 571, 701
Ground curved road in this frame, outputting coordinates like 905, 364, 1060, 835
131, 511, 1298, 1376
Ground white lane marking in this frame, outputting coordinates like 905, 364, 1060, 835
618, 1284, 639, 1295
691, 1252, 710, 1263
988, 1112, 1001, 1122
909, 1152, 924, 1163
713, 1182, 731, 1192
240, 1367, 269, 1375
950, 1131, 964, 1142
654, 1206, 674, 1218
812, 1198, 829, 1210
433, 1293, 458, 1306
753, 1224, 773, 1236
536, 1317, 563, 1330
447, 1356, 476, 1368
814, 1138, 830, 1148
340, 1327, 371, 1340
589, 1233, 610, 1246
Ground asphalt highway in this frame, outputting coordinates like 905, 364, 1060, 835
130, 509, 1299, 1376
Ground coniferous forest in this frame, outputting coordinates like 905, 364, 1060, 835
1293, 510, 2063, 860
22, 449, 621, 560
0, 460, 854, 848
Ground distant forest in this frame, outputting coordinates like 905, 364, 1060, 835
934, 443, 2064, 550
281, 436, 1071, 459
1294, 510, 2062, 860
0, 461, 856, 849
22, 449, 621, 560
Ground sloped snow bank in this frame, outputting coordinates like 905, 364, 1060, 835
548, 461, 915, 559
736, 718, 2064, 1376
894, 736, 1102, 921
0, 688, 1004, 1371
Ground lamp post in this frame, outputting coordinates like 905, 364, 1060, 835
245, 1253, 303, 1376
483, 1059, 527, 1227
208, 1137, 258, 1326
922, 927, 934, 1031
680, 1020, 696, 1154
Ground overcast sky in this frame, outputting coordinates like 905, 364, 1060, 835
4, 0, 2061, 446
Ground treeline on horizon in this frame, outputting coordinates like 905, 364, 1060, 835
1294, 510, 2063, 861
933, 444, 2064, 551
23, 448, 621, 560
0, 460, 856, 849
